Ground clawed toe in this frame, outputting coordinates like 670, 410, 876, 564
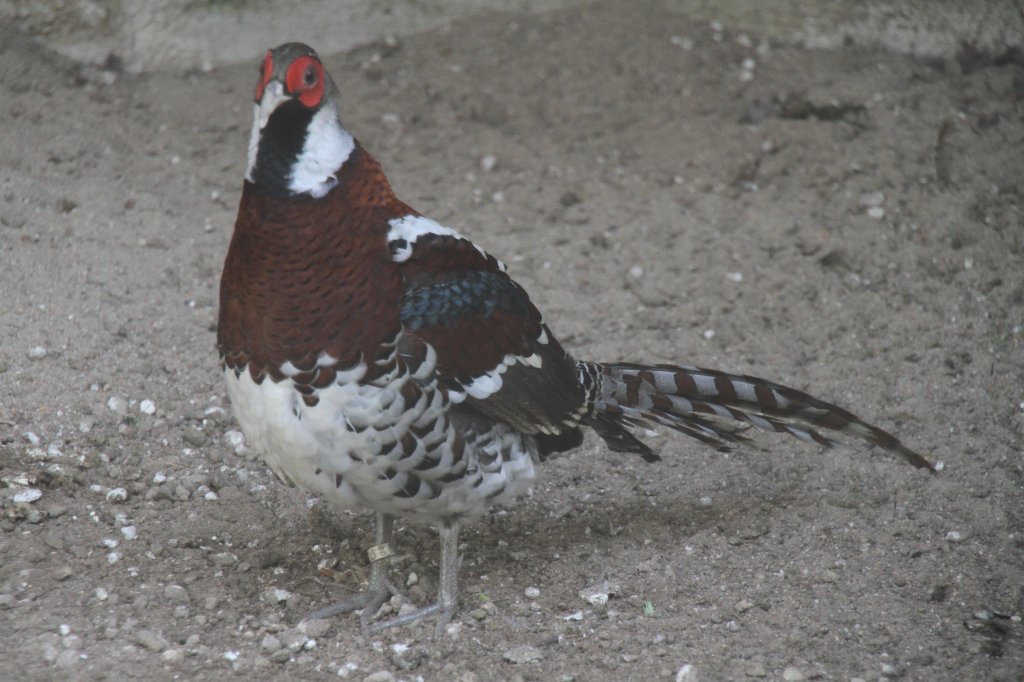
367, 600, 456, 636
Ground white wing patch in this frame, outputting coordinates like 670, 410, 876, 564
458, 351, 543, 401
387, 214, 505, 270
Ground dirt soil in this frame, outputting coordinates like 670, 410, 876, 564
2, 2, 1022, 680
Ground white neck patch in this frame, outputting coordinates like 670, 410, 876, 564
287, 103, 354, 198
245, 83, 355, 199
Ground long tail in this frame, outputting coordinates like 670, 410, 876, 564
577, 361, 935, 471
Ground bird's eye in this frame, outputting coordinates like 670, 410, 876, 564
285, 55, 325, 107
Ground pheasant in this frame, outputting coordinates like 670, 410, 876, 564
217, 43, 935, 632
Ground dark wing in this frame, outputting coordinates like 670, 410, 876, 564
393, 230, 586, 441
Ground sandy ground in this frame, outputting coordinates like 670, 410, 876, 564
2, 3, 1022, 680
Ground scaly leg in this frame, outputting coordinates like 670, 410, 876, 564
368, 521, 460, 634
301, 512, 400, 627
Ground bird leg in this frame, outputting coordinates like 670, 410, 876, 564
301, 512, 401, 627
368, 521, 460, 634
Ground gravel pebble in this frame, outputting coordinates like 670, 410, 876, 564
46, 504, 68, 518
260, 634, 282, 652
261, 587, 291, 604
182, 430, 207, 447
296, 618, 331, 638
163, 584, 190, 604
106, 487, 128, 503
51, 561, 74, 577
211, 552, 238, 567
161, 648, 185, 664
279, 628, 308, 651
28, 346, 48, 360
13, 488, 42, 504
524, 586, 540, 599
362, 672, 396, 682
132, 628, 169, 652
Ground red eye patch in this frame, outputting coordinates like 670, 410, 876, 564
254, 50, 273, 102
285, 55, 325, 108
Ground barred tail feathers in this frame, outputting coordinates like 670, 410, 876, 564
577, 361, 935, 471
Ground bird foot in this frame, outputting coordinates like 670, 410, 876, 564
367, 599, 457, 637
300, 535, 410, 630
300, 578, 404, 630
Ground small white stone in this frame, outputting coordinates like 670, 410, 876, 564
479, 154, 497, 172
106, 552, 121, 564
676, 663, 698, 682
702, 329, 716, 340
726, 271, 743, 282
562, 611, 583, 621
336, 661, 360, 677
120, 525, 138, 541
28, 346, 48, 360
945, 530, 963, 542
13, 488, 42, 504
223, 650, 240, 662
95, 587, 109, 601
867, 206, 885, 219
204, 491, 218, 501
106, 487, 128, 503
629, 265, 644, 279
139, 400, 156, 415
152, 471, 167, 484
406, 571, 418, 587
262, 587, 292, 604
524, 586, 541, 599
698, 496, 713, 507
225, 430, 246, 452
59, 624, 72, 636
101, 537, 119, 548
107, 396, 127, 414
25, 432, 41, 446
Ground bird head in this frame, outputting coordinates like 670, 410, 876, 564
245, 43, 354, 198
